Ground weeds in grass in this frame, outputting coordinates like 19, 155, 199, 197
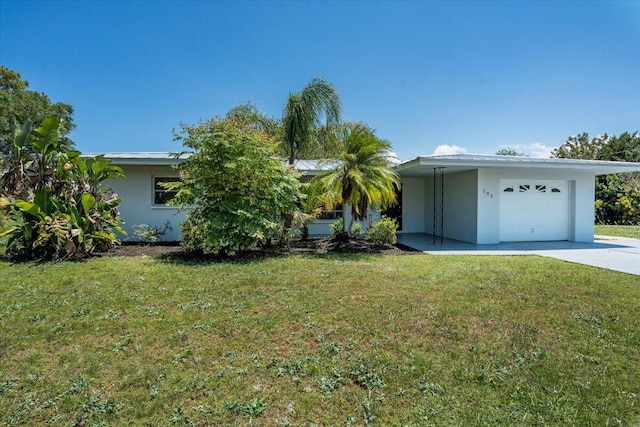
349, 360, 386, 390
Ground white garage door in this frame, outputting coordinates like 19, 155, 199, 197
500, 180, 570, 242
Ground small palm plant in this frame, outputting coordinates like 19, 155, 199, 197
314, 123, 400, 236
293, 180, 324, 241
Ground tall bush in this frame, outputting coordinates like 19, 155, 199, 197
169, 117, 302, 256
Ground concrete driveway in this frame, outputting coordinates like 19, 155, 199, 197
397, 233, 640, 276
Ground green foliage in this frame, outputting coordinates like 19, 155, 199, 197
315, 124, 400, 232
366, 216, 398, 245
0, 66, 75, 156
293, 180, 324, 240
133, 221, 172, 244
0, 117, 124, 260
329, 218, 344, 237
350, 222, 363, 238
553, 132, 640, 224
170, 117, 302, 256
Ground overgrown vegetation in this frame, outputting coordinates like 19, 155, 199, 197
0, 116, 125, 260
553, 132, 640, 224
0, 255, 638, 425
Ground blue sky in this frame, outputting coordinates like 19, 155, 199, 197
1, 1, 639, 161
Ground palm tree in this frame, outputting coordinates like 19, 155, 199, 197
282, 77, 342, 165
315, 123, 400, 234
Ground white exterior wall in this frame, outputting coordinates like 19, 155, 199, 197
400, 178, 427, 233
477, 168, 595, 244
443, 170, 478, 243
106, 165, 186, 242
306, 205, 380, 237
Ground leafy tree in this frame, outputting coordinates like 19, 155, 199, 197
282, 77, 342, 165
314, 123, 400, 234
496, 147, 526, 156
169, 116, 303, 256
552, 131, 640, 224
0, 66, 75, 156
0, 116, 125, 260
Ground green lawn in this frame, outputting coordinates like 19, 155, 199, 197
595, 224, 640, 239
1, 254, 638, 426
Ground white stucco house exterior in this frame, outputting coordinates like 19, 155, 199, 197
94, 152, 640, 245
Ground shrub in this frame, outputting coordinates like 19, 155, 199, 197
330, 218, 344, 237
350, 222, 363, 238
169, 117, 302, 256
366, 216, 398, 245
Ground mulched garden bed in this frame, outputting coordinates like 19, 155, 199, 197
108, 237, 420, 261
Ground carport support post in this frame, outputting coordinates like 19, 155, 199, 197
433, 167, 445, 245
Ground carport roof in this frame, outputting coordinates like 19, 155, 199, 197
394, 154, 640, 177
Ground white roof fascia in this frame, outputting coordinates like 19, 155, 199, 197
393, 154, 640, 175
82, 152, 189, 166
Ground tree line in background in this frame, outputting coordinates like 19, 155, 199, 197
0, 66, 75, 156
551, 132, 640, 224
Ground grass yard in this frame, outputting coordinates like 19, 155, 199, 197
595, 224, 640, 239
0, 254, 639, 426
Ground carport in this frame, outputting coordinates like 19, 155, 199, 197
393, 154, 640, 244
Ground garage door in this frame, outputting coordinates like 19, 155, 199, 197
500, 180, 570, 242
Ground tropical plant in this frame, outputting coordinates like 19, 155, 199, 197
315, 123, 400, 234
292, 180, 325, 241
0, 116, 124, 260
169, 116, 302, 256
282, 77, 342, 165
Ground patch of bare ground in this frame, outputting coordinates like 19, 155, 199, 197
107, 237, 419, 261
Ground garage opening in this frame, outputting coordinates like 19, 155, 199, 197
499, 180, 570, 242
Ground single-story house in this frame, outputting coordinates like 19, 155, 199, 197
95, 152, 640, 244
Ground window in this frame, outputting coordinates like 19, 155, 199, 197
317, 204, 343, 220
519, 184, 530, 192
154, 177, 180, 205
551, 187, 561, 193
535, 185, 546, 192
503, 186, 514, 192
